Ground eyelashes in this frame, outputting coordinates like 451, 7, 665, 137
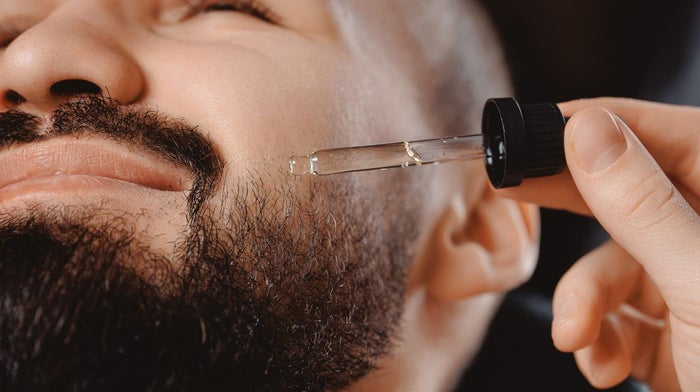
183, 0, 279, 24
0, 1, 279, 50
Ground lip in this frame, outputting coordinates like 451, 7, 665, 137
0, 136, 192, 199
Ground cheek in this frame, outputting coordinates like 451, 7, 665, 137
135, 39, 373, 177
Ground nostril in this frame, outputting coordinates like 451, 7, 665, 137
50, 79, 102, 97
4, 90, 26, 105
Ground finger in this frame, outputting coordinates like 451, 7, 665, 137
553, 240, 669, 386
500, 97, 700, 213
573, 314, 634, 390
561, 98, 700, 196
638, 326, 680, 391
501, 167, 700, 216
498, 164, 700, 217
565, 107, 700, 310
552, 237, 672, 388
496, 169, 591, 216
552, 241, 645, 352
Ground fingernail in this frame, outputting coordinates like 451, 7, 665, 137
571, 108, 628, 173
554, 293, 578, 322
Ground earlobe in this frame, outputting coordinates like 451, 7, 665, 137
415, 187, 540, 303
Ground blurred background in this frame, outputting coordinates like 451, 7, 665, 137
459, 1, 700, 389
488, 0, 699, 295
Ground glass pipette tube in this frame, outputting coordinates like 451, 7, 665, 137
289, 134, 484, 176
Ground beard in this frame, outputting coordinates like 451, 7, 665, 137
0, 97, 418, 392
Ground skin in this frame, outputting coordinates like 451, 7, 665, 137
0, 0, 539, 391
499, 99, 700, 391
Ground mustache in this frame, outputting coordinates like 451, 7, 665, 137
0, 96, 224, 213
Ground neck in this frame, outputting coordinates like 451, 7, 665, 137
343, 290, 502, 392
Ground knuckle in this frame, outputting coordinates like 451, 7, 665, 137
617, 170, 679, 230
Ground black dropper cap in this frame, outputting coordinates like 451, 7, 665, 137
482, 98, 566, 189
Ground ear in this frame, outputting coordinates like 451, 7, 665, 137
410, 184, 540, 302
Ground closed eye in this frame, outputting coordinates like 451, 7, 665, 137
184, 0, 279, 24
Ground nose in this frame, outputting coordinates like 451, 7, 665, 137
0, 15, 144, 112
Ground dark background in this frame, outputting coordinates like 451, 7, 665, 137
484, 0, 700, 296
458, 1, 700, 390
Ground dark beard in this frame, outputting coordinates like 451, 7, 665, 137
0, 97, 416, 391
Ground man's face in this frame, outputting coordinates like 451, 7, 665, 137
0, 1, 449, 391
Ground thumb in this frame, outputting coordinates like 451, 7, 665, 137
565, 107, 700, 304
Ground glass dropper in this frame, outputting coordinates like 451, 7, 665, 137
290, 98, 567, 189
289, 134, 484, 176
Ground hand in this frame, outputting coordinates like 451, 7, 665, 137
499, 98, 700, 391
